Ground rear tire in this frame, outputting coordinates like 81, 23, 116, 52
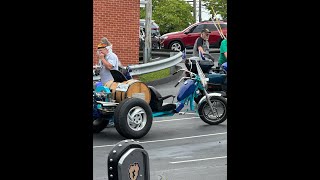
169, 41, 184, 51
114, 98, 153, 139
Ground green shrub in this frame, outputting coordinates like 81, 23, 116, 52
139, 68, 170, 83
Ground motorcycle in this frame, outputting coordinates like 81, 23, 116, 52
184, 53, 227, 100
93, 60, 227, 139
148, 59, 227, 125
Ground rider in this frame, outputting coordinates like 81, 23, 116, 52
192, 28, 211, 60
218, 34, 227, 93
218, 33, 227, 66
96, 42, 119, 128
97, 43, 120, 85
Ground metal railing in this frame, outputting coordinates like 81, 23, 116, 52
130, 51, 182, 76
93, 51, 182, 80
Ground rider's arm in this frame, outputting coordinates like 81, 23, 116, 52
197, 38, 205, 54
100, 57, 114, 69
98, 51, 114, 69
101, 53, 118, 70
198, 46, 205, 54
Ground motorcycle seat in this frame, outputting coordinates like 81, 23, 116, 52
148, 86, 176, 112
110, 70, 128, 82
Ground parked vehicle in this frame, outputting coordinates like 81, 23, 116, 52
140, 19, 161, 37
139, 19, 161, 49
160, 20, 227, 51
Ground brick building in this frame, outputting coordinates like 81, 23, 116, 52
93, 0, 140, 66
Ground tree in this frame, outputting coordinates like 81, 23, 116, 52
202, 0, 227, 20
140, 0, 195, 35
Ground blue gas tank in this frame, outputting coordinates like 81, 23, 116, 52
177, 79, 197, 101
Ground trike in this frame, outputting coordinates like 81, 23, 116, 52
93, 60, 227, 139
184, 54, 227, 99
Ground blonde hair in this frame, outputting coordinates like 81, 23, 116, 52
101, 37, 112, 47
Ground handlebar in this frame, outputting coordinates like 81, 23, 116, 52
172, 68, 197, 77
172, 69, 200, 88
174, 76, 197, 87
202, 53, 215, 61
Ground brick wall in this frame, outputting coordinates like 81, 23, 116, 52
93, 0, 140, 66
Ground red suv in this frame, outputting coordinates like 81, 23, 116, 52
160, 21, 227, 51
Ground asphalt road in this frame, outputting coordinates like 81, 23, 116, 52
93, 52, 227, 180
93, 115, 227, 180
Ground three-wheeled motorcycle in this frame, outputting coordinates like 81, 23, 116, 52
93, 60, 227, 139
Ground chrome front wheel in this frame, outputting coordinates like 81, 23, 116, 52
198, 96, 227, 125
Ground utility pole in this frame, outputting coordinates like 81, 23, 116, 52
193, 0, 197, 22
199, 0, 202, 22
144, 0, 152, 63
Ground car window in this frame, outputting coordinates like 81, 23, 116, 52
207, 24, 217, 31
184, 23, 196, 31
219, 23, 227, 29
192, 24, 204, 33
183, 24, 195, 33
207, 23, 227, 31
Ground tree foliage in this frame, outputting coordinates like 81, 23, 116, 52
202, 0, 227, 20
140, 0, 195, 35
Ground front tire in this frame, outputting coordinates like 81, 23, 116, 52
114, 98, 153, 139
198, 96, 227, 125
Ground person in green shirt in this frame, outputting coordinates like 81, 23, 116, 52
218, 33, 227, 66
